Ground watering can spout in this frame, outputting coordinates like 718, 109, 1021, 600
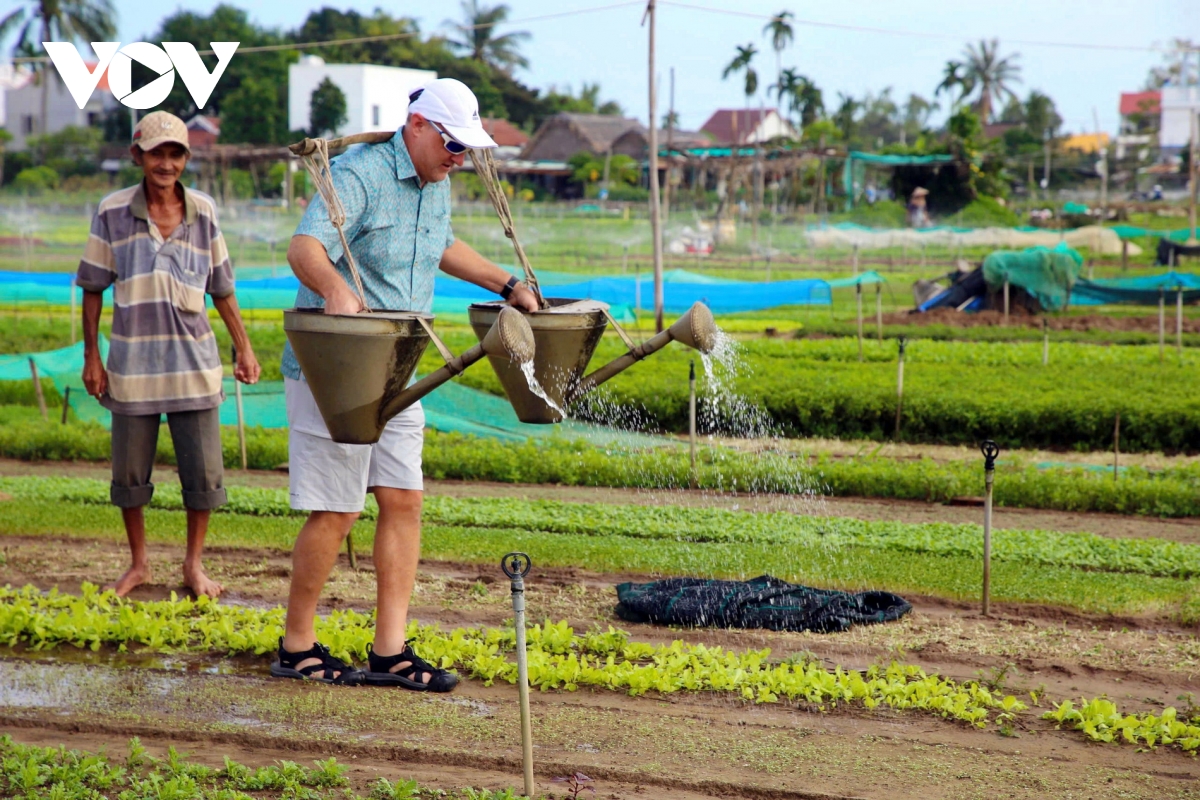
285, 306, 534, 445
378, 306, 535, 424
570, 302, 718, 402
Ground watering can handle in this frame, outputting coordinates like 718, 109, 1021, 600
602, 309, 639, 351
415, 317, 457, 365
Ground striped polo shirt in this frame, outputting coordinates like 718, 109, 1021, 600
76, 181, 235, 416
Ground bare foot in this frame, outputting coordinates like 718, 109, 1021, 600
104, 564, 151, 597
182, 562, 224, 598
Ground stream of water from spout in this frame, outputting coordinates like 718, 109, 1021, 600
520, 360, 567, 419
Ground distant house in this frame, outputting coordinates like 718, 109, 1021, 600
4, 66, 114, 150
287, 55, 435, 137
520, 113, 646, 162
1119, 90, 1161, 134
1159, 86, 1199, 154
186, 115, 220, 148
481, 117, 528, 161
699, 108, 795, 145
1061, 132, 1110, 154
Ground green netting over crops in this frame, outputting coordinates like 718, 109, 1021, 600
13, 340, 666, 445
981, 244, 1084, 311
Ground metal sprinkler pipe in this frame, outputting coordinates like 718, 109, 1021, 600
980, 440, 1000, 617
502, 552, 535, 798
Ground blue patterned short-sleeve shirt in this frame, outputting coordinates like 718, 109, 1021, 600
281, 129, 455, 380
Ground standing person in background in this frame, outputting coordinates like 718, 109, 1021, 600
907, 187, 931, 228
76, 111, 261, 598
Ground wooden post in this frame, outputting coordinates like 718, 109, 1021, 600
875, 282, 883, 341
1121, 239, 1128, 272
69, 278, 77, 344
894, 338, 906, 439
1042, 318, 1049, 366
688, 360, 697, 489
60, 386, 70, 424
856, 281, 864, 361
1177, 288, 1184, 357
29, 358, 46, 420
1003, 280, 1010, 326
1113, 411, 1120, 483
646, 0, 664, 333
1159, 288, 1166, 363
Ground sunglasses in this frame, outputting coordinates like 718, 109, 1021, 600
432, 122, 468, 155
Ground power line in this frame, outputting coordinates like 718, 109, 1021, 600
659, 1, 1169, 54
7, 0, 645, 63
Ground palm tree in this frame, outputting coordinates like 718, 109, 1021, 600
934, 60, 975, 111
833, 92, 861, 143
762, 10, 793, 109
793, 75, 823, 129
445, 0, 530, 73
722, 43, 759, 104
961, 39, 1021, 123
770, 67, 801, 128
0, 0, 116, 135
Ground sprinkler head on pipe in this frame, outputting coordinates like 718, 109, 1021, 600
481, 306, 536, 365
981, 440, 1000, 471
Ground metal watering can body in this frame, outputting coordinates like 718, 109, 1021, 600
285, 306, 535, 444
467, 299, 718, 424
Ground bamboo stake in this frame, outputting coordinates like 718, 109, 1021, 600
1003, 280, 1010, 326
1159, 288, 1166, 363
29, 358, 46, 420
856, 282, 864, 361
1113, 412, 1120, 483
1042, 318, 1049, 366
894, 337, 906, 439
60, 386, 70, 424
232, 346, 247, 471
69, 278, 77, 344
1177, 288, 1184, 358
875, 282, 883, 341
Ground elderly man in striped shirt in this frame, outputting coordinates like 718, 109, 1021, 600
77, 110, 261, 598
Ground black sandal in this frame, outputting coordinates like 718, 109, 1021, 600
270, 638, 364, 685
363, 642, 459, 692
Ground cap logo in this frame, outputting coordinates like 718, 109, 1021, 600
471, 109, 479, 120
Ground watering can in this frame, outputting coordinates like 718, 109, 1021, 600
285, 306, 535, 444
467, 299, 718, 424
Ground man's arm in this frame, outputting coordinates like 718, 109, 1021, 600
212, 294, 261, 384
439, 239, 539, 312
81, 290, 106, 398
287, 234, 364, 315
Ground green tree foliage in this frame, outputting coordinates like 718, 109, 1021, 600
568, 150, 638, 187
308, 77, 347, 138
957, 38, 1021, 123
832, 92, 861, 143
722, 43, 759, 102
445, 0, 531, 73
219, 77, 282, 144
770, 68, 822, 132
1000, 90, 1063, 156
150, 4, 295, 127
24, 125, 103, 178
543, 83, 622, 116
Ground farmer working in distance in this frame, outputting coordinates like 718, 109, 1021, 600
274, 79, 539, 690
76, 110, 261, 599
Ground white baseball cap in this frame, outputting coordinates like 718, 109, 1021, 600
407, 79, 497, 149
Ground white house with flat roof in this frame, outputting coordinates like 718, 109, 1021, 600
288, 55, 436, 136
3, 66, 112, 150
1160, 85, 1200, 154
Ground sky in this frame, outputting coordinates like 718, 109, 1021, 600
75, 0, 1200, 133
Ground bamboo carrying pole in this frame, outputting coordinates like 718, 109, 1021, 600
980, 440, 999, 617
29, 358, 46, 420
688, 360, 697, 488
894, 337, 906, 439
502, 553, 536, 798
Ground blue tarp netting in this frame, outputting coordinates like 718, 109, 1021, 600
0, 267, 840, 313
1071, 270, 1200, 306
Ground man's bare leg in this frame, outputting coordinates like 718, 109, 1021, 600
182, 508, 223, 598
106, 507, 151, 597
371, 487, 428, 681
283, 510, 358, 677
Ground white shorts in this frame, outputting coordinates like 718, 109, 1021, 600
285, 377, 425, 512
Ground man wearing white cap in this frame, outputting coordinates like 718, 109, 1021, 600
274, 79, 537, 690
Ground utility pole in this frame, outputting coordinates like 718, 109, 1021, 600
1188, 110, 1198, 246
644, 0, 665, 332
1094, 107, 1107, 222
1042, 128, 1052, 193
662, 66, 675, 227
